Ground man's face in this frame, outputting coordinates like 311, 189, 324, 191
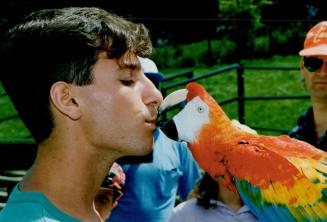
302, 56, 327, 101
74, 52, 163, 156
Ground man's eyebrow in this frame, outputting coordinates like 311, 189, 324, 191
117, 53, 141, 70
119, 62, 141, 71
117, 65, 142, 80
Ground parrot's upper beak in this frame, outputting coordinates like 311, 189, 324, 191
158, 88, 188, 141
158, 88, 188, 115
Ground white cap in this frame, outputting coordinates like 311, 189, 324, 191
139, 57, 159, 73
138, 57, 164, 88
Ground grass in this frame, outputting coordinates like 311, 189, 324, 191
0, 84, 31, 139
0, 54, 310, 139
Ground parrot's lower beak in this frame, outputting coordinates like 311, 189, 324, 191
159, 119, 179, 141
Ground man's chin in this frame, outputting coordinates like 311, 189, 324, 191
130, 138, 154, 155
117, 149, 154, 164
311, 90, 327, 99
140, 141, 154, 156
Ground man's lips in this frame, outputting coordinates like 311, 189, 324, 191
146, 119, 157, 124
145, 119, 157, 130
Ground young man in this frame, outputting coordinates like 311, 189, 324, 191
0, 7, 162, 222
289, 21, 327, 150
107, 58, 200, 222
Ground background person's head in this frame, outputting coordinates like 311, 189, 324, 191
299, 21, 327, 101
95, 162, 126, 220
0, 7, 152, 143
139, 57, 164, 89
190, 172, 243, 211
194, 173, 219, 209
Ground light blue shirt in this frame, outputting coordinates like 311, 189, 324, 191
0, 185, 81, 222
107, 129, 201, 222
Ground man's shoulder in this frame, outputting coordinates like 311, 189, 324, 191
0, 185, 45, 221
289, 107, 314, 137
174, 198, 197, 211
169, 199, 200, 221
0, 202, 80, 222
0, 203, 42, 221
0, 186, 81, 222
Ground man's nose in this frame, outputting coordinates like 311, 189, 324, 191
152, 87, 163, 107
143, 78, 163, 107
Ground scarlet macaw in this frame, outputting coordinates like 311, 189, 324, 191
159, 82, 327, 222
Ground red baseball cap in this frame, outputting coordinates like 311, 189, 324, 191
299, 21, 327, 56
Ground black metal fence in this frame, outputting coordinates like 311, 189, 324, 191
0, 63, 309, 138
160, 63, 309, 134
0, 63, 310, 167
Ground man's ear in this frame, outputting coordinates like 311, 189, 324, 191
50, 81, 81, 120
299, 58, 307, 89
299, 58, 305, 71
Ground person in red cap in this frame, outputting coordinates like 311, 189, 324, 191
95, 162, 126, 220
289, 21, 327, 150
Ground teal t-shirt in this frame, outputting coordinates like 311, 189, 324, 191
0, 185, 81, 222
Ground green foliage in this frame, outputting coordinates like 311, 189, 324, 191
253, 35, 270, 56
269, 23, 306, 55
218, 0, 264, 58
271, 29, 288, 46
0, 119, 30, 138
151, 38, 237, 69
211, 38, 237, 62
0, 98, 18, 124
0, 84, 30, 138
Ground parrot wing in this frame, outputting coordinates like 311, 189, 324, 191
225, 136, 327, 222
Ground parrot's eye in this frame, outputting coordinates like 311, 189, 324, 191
197, 106, 205, 113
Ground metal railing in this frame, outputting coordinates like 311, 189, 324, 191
0, 64, 308, 134
162, 69, 193, 83
160, 63, 309, 134
0, 64, 309, 157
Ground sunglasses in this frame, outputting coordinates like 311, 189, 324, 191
303, 57, 324, 72
95, 188, 124, 208
97, 187, 123, 201
110, 188, 123, 202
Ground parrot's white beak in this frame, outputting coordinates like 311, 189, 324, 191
158, 88, 188, 142
158, 88, 188, 114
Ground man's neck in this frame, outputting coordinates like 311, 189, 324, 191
20, 137, 118, 222
312, 100, 327, 137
